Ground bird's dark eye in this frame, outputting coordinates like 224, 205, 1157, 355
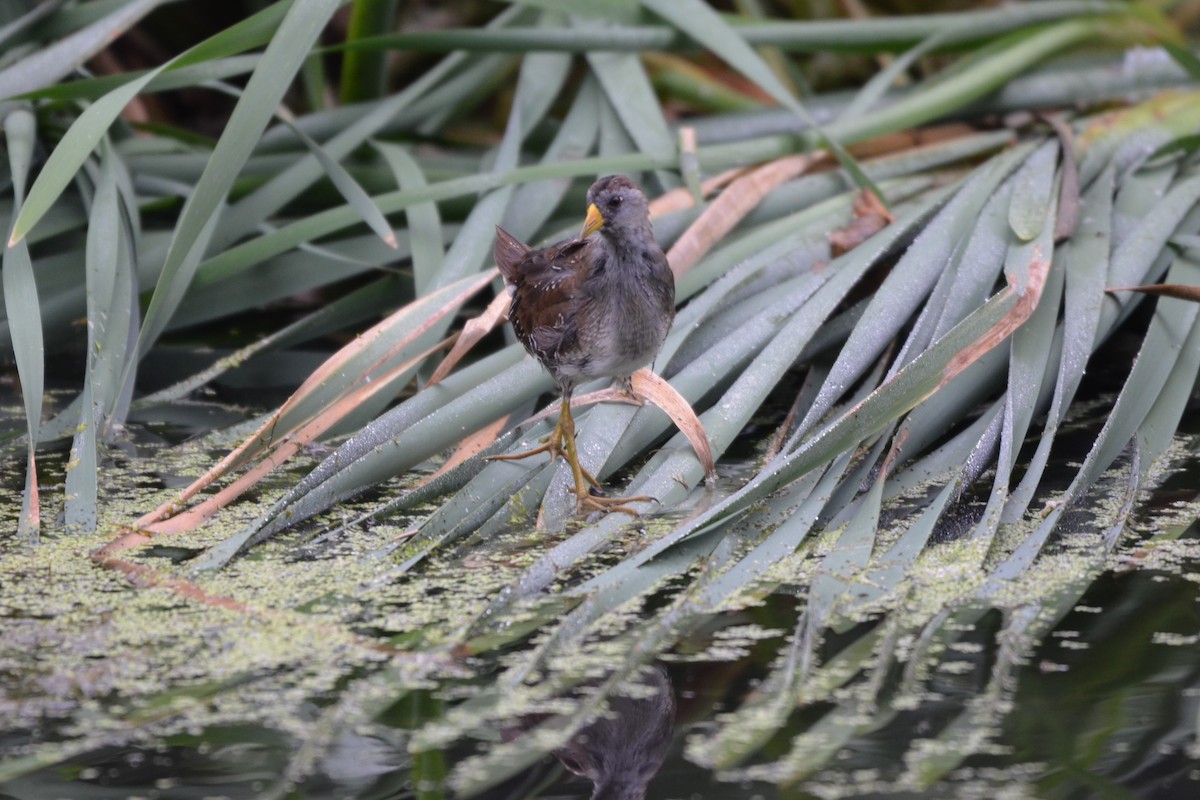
607, 195, 623, 210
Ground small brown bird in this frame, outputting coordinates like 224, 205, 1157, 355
553, 665, 675, 799
492, 175, 675, 515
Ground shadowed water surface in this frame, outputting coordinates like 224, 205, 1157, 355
2, 399, 1200, 799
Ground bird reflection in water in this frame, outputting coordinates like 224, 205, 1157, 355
549, 665, 676, 800
310, 666, 676, 800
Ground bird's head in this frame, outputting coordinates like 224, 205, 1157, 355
581, 175, 651, 240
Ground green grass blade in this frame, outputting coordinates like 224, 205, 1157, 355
585, 46, 677, 190
348, 2, 1125, 55
65, 379, 98, 531
7, 1, 315, 247
171, 229, 441, 329
203, 78, 399, 248
168, 0, 296, 70
0, 0, 165, 99
133, 0, 343, 355
639, 0, 873, 194
338, 0, 397, 104
1008, 140, 1059, 242
1162, 42, 1200, 83
9, 71, 168, 246
375, 142, 444, 293
189, 350, 541, 571
3, 109, 44, 541
503, 0, 639, 22
500, 74, 602, 239
795, 143, 1031, 441
467, 189, 951, 615
821, 18, 1109, 151
137, 275, 404, 407
1003, 164, 1114, 522
839, 25, 959, 121
989, 252, 1200, 579
968, 141, 1062, 542
214, 32, 484, 249
18, 55, 262, 103
65, 147, 122, 531
685, 251, 1047, 546
0, 0, 64, 50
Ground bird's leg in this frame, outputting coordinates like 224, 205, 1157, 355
556, 396, 603, 491
489, 390, 654, 517
486, 390, 599, 492
558, 394, 655, 517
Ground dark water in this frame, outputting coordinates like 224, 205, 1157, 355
3, 390, 1200, 799
3, 559, 1200, 799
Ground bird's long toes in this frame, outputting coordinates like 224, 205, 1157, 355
576, 493, 656, 518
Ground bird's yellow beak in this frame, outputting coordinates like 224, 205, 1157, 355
581, 203, 604, 238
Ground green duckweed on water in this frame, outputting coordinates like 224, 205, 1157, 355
3, 401, 1200, 795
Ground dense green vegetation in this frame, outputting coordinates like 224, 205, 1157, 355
2, 1, 1200, 797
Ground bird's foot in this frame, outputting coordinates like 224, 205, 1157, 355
576, 490, 657, 518
614, 375, 646, 405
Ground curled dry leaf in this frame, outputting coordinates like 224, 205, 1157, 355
478, 368, 715, 485
629, 368, 717, 483
829, 189, 894, 257
1039, 113, 1080, 242
939, 250, 1051, 390
520, 384, 643, 426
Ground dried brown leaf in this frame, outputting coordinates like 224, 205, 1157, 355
829, 189, 893, 257
131, 273, 493, 531
940, 249, 1051, 390
431, 414, 511, 479
427, 290, 509, 387
648, 166, 749, 218
506, 368, 714, 484
666, 152, 827, 278
630, 368, 717, 482
1041, 113, 1079, 242
1107, 283, 1200, 302
141, 336, 450, 535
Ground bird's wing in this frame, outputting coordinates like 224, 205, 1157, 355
506, 238, 593, 361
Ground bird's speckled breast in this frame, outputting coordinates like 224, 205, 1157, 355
567, 238, 675, 382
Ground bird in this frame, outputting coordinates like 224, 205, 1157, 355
491, 175, 675, 516
552, 665, 675, 799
